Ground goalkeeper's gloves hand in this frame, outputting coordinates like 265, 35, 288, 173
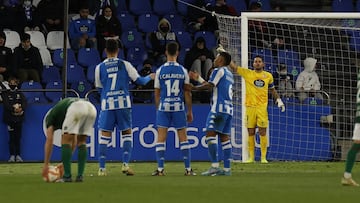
216, 44, 226, 53
276, 98, 285, 112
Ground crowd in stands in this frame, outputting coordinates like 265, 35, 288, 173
0, 0, 354, 105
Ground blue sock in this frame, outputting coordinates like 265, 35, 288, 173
122, 134, 133, 164
206, 137, 218, 164
98, 135, 111, 169
180, 141, 191, 169
156, 142, 166, 169
222, 140, 232, 169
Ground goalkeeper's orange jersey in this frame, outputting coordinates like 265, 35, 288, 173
236, 66, 275, 107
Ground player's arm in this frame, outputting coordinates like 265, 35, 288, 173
184, 84, 193, 123
126, 61, 155, 85
270, 87, 285, 112
188, 71, 214, 91
42, 125, 55, 177
154, 88, 160, 110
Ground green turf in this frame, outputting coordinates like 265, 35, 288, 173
0, 161, 358, 203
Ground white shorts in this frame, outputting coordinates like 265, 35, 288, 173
62, 100, 97, 136
353, 123, 360, 140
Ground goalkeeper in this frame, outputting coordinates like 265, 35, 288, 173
228, 53, 285, 163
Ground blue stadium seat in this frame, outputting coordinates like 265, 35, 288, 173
20, 81, 48, 103
177, 0, 196, 16
176, 31, 193, 50
42, 65, 61, 84
87, 64, 96, 83
77, 48, 101, 68
52, 49, 77, 68
227, 0, 247, 15
277, 49, 301, 67
137, 13, 159, 33
128, 0, 152, 15
164, 14, 185, 32
44, 81, 63, 102
126, 46, 148, 67
66, 63, 87, 84
303, 97, 323, 105
121, 30, 144, 49
194, 31, 217, 50
116, 12, 137, 32
357, 0, 360, 11
69, 80, 93, 98
178, 48, 190, 65
153, 0, 177, 16
332, 0, 354, 12
116, 0, 128, 13
349, 30, 360, 52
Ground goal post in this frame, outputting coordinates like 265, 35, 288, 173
216, 12, 360, 162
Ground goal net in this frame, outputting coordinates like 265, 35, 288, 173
216, 12, 360, 162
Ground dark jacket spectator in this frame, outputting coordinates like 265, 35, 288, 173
15, 0, 41, 33
36, 0, 64, 33
133, 59, 155, 103
13, 33, 43, 83
0, 31, 13, 81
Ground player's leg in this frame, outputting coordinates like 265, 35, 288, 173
218, 114, 233, 175
258, 106, 269, 163
342, 124, 360, 186
117, 109, 134, 175
76, 135, 87, 182
152, 111, 169, 176
61, 132, 75, 182
97, 110, 115, 176
7, 123, 16, 162
246, 107, 257, 163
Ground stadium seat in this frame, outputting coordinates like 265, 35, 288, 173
66, 63, 87, 84
303, 97, 323, 105
4, 30, 20, 50
116, 12, 137, 32
46, 31, 71, 51
178, 48, 190, 65
116, 0, 128, 13
332, 0, 354, 12
20, 81, 48, 103
349, 30, 360, 52
137, 13, 159, 33
164, 14, 185, 32
153, 0, 177, 16
86, 64, 96, 83
226, 0, 247, 15
126, 46, 148, 67
52, 49, 77, 68
41, 65, 61, 84
176, 31, 193, 50
128, 0, 152, 15
39, 48, 53, 66
77, 48, 101, 68
194, 31, 217, 50
69, 80, 93, 98
177, 0, 196, 16
121, 30, 144, 49
277, 49, 301, 67
44, 81, 63, 102
26, 30, 46, 49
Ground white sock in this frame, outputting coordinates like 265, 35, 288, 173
344, 172, 352, 179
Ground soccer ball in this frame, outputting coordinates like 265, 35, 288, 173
43, 164, 64, 183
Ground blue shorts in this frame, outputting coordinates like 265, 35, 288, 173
205, 112, 232, 135
156, 111, 187, 129
98, 108, 132, 131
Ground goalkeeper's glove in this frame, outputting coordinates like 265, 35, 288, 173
276, 98, 285, 112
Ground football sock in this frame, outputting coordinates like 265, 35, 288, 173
260, 135, 267, 160
248, 135, 255, 160
122, 134, 133, 164
156, 142, 166, 169
180, 141, 191, 169
222, 140, 232, 169
345, 143, 360, 173
99, 135, 111, 169
61, 144, 72, 178
77, 144, 87, 177
206, 136, 218, 164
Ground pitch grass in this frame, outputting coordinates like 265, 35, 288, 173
0, 161, 358, 203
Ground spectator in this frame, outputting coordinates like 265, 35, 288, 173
184, 36, 214, 80
149, 18, 177, 66
96, 5, 122, 54
0, 76, 27, 162
36, 0, 64, 33
15, 0, 41, 33
0, 31, 13, 82
205, 0, 237, 31
187, 0, 216, 32
12, 32, 43, 83
273, 63, 295, 98
88, 0, 116, 18
295, 57, 323, 103
133, 59, 155, 103
0, 0, 20, 31
69, 4, 97, 51
248, 1, 271, 49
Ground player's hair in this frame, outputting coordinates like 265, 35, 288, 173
166, 42, 179, 56
253, 55, 264, 62
219, 51, 232, 66
105, 39, 119, 54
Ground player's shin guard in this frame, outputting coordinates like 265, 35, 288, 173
122, 134, 133, 164
155, 142, 166, 169
180, 141, 191, 169
260, 135, 267, 160
222, 140, 232, 170
61, 144, 72, 178
98, 135, 111, 169
77, 144, 87, 177
248, 135, 255, 161
345, 143, 360, 173
206, 137, 218, 165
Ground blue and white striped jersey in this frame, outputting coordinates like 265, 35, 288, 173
95, 58, 140, 110
208, 67, 234, 116
154, 61, 189, 112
